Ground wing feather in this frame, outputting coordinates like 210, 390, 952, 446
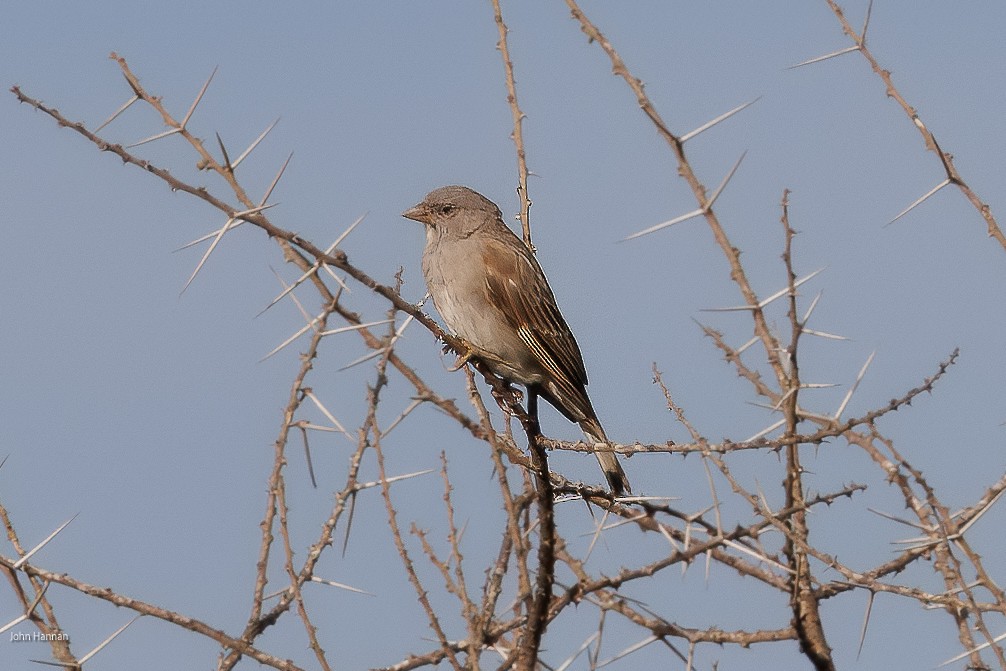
481, 238, 589, 395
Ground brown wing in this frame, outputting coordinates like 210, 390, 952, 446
481, 236, 589, 392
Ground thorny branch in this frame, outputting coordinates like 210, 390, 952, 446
5, 5, 1006, 670
490, 0, 534, 251
823, 0, 1006, 252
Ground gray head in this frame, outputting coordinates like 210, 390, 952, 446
402, 185, 502, 236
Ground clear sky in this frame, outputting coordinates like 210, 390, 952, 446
3, 2, 1006, 669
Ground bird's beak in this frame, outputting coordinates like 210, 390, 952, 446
402, 203, 432, 225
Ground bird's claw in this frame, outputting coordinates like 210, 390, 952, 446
448, 340, 476, 371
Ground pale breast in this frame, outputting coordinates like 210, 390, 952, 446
421, 232, 544, 386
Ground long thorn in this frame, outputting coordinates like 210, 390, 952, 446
216, 132, 233, 172
234, 118, 280, 169
180, 218, 237, 295
703, 150, 747, 210
78, 615, 143, 664
786, 45, 859, 70
95, 94, 139, 133
834, 351, 876, 421
622, 207, 704, 241
886, 178, 951, 226
13, 515, 80, 569
181, 66, 218, 128
681, 97, 761, 143
127, 127, 180, 148
260, 152, 294, 205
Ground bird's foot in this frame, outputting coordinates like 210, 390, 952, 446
447, 339, 476, 371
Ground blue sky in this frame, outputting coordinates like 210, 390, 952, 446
3, 2, 1006, 669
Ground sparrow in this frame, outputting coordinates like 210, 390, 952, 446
403, 185, 630, 494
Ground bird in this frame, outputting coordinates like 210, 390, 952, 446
403, 185, 630, 494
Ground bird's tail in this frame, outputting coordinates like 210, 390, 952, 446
580, 418, 631, 495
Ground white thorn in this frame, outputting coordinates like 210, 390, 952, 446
78, 615, 143, 664
834, 351, 876, 421
701, 268, 824, 312
181, 66, 218, 128
260, 152, 294, 204
127, 127, 180, 148
233, 118, 281, 169
886, 178, 952, 226
787, 45, 860, 70
95, 94, 140, 133
744, 418, 785, 443
702, 150, 747, 210
680, 97, 761, 143
319, 319, 394, 337
622, 207, 705, 241
13, 515, 79, 569
310, 576, 375, 596
180, 218, 238, 295
803, 328, 850, 341
260, 311, 326, 361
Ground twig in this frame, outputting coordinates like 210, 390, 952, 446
490, 0, 533, 250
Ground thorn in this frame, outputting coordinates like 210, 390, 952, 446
259, 311, 326, 361
179, 203, 277, 295
622, 207, 704, 241
260, 152, 294, 204
803, 328, 849, 341
13, 514, 80, 569
735, 336, 759, 355
181, 66, 218, 128
718, 536, 795, 574
257, 265, 319, 318
379, 398, 424, 439
339, 313, 418, 370
867, 507, 926, 530
233, 118, 281, 169
78, 615, 143, 664
127, 127, 180, 148
886, 178, 951, 226
582, 508, 612, 564
938, 630, 1006, 667
744, 418, 785, 443
320, 265, 351, 292
302, 389, 354, 440
786, 45, 860, 70
956, 487, 1006, 536
800, 291, 824, 326
95, 94, 139, 133
309, 576, 375, 596
856, 590, 874, 661
232, 202, 279, 221
681, 97, 761, 143
216, 132, 233, 172
834, 351, 876, 421
861, 0, 874, 44
702, 150, 747, 210
174, 221, 247, 252
702, 267, 824, 311
354, 468, 436, 491
0, 582, 49, 634
554, 632, 599, 671
179, 217, 236, 295
319, 319, 395, 337
596, 634, 659, 667
330, 212, 367, 251
339, 347, 387, 371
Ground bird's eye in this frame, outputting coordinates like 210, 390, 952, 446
439, 204, 455, 216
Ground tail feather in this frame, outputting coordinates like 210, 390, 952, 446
580, 418, 631, 495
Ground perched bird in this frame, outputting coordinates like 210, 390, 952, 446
403, 185, 630, 494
